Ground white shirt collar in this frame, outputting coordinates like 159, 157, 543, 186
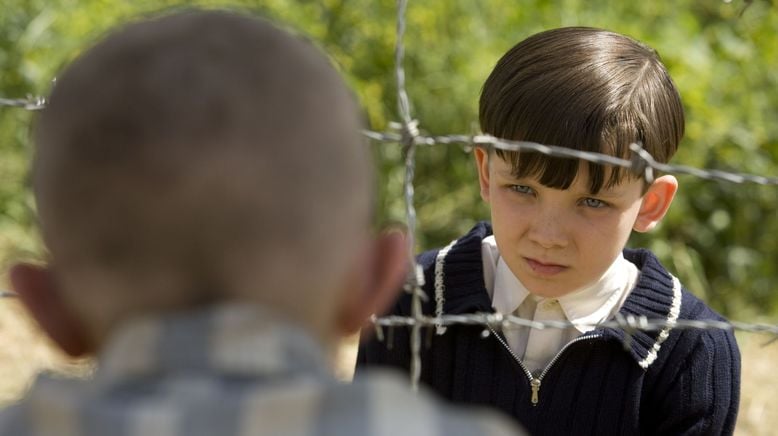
481, 235, 639, 333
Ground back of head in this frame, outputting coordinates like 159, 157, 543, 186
34, 10, 370, 336
479, 27, 684, 192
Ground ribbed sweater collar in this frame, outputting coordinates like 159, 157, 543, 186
435, 221, 681, 369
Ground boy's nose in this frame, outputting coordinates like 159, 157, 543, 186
527, 212, 569, 249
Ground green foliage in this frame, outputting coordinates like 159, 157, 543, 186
1, 0, 776, 317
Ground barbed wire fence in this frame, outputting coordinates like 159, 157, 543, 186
1, 0, 778, 391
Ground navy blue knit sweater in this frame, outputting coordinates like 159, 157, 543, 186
357, 222, 740, 436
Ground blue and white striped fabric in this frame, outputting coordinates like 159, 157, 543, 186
0, 303, 522, 436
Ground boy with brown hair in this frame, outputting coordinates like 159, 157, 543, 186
359, 27, 740, 435
0, 10, 522, 436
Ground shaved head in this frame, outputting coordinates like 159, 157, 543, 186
34, 10, 371, 337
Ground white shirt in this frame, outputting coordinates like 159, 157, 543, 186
481, 236, 639, 375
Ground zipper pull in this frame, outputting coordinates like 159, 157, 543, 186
530, 378, 541, 406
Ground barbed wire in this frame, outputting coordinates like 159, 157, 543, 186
371, 313, 778, 349
371, 312, 778, 335
364, 131, 778, 186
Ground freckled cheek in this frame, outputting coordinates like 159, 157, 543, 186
491, 198, 532, 230
578, 216, 633, 261
578, 211, 624, 236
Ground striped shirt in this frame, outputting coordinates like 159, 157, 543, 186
0, 303, 522, 436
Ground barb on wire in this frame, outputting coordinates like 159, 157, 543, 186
0, 96, 46, 111
364, 131, 778, 186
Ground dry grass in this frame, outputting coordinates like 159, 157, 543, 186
0, 300, 91, 406
0, 301, 775, 434
737, 334, 778, 436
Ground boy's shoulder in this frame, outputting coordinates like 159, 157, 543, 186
623, 247, 728, 323
374, 222, 492, 318
417, 221, 492, 270
408, 222, 493, 317
621, 247, 739, 371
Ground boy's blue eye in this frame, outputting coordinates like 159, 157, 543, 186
582, 197, 607, 208
509, 185, 534, 195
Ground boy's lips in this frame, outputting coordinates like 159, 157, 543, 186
524, 257, 568, 276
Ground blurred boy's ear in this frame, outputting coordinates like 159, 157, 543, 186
474, 147, 492, 203
9, 263, 94, 357
633, 175, 678, 233
335, 230, 408, 336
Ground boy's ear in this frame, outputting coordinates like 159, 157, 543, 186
9, 263, 95, 357
335, 230, 408, 336
633, 175, 678, 233
474, 147, 491, 203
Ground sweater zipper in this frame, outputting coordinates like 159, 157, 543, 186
488, 326, 600, 406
